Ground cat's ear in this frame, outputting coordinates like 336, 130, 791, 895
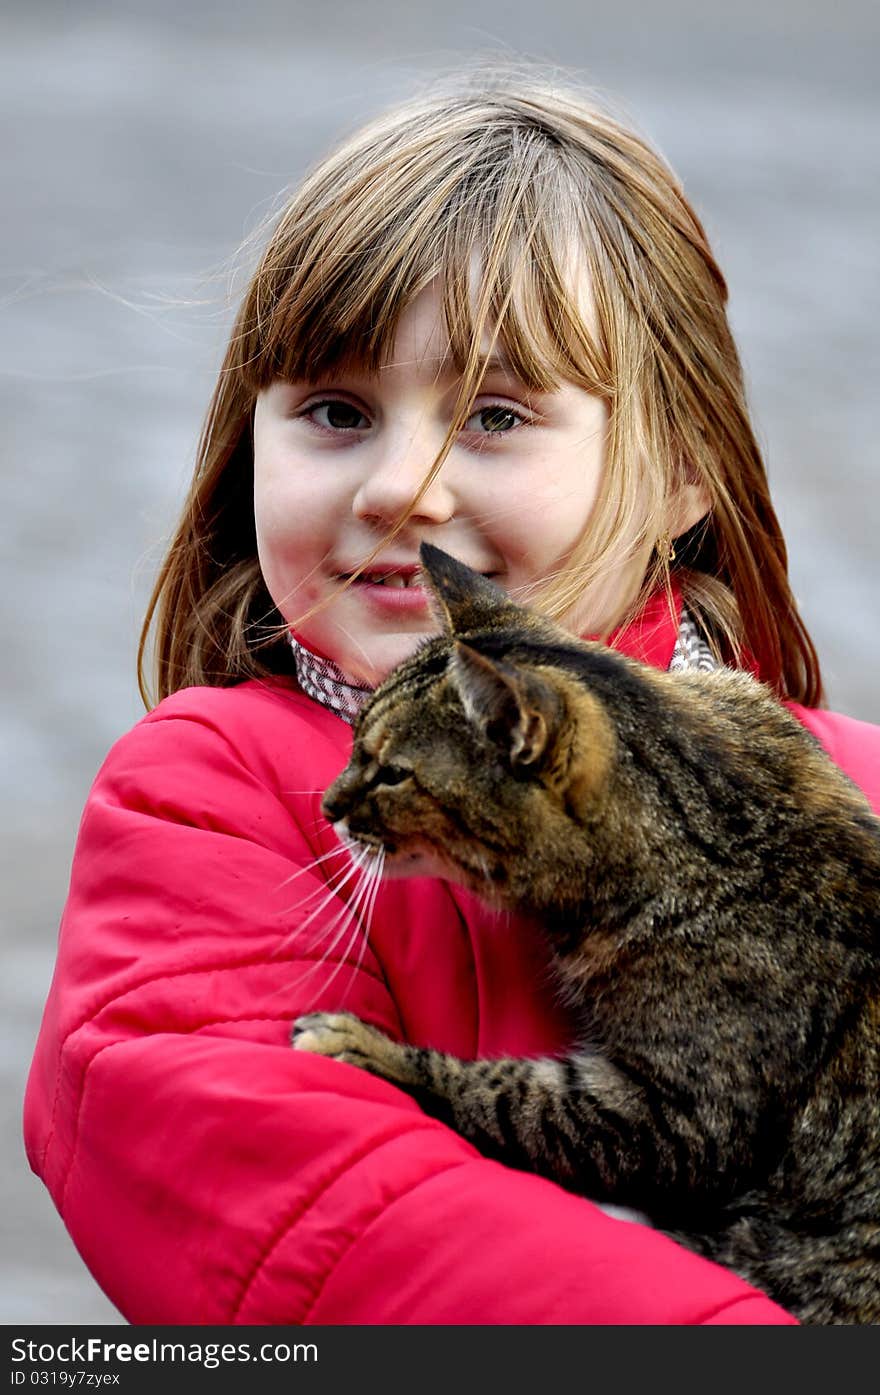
451, 643, 562, 768
419, 542, 514, 636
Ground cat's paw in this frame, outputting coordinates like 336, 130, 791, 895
292, 1011, 413, 1084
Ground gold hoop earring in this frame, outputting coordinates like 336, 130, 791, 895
657, 533, 677, 564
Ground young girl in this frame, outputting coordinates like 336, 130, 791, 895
25, 73, 880, 1325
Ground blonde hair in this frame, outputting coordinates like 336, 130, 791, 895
138, 70, 823, 708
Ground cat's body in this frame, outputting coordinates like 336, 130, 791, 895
293, 544, 880, 1324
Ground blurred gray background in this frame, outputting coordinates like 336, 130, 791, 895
2, 0, 878, 1323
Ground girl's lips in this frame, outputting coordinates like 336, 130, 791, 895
335, 564, 422, 587
335, 563, 498, 584
333, 563, 500, 614
349, 577, 431, 613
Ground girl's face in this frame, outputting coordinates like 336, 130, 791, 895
254, 282, 625, 686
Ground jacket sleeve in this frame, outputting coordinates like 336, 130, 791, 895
24, 691, 795, 1325
788, 704, 880, 814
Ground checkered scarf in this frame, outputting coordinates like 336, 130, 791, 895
289, 609, 717, 726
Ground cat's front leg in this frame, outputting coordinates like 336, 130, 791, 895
292, 1013, 579, 1173
294, 1018, 660, 1198
291, 1012, 501, 1143
292, 1011, 427, 1091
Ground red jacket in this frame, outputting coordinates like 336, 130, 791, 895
24, 598, 880, 1325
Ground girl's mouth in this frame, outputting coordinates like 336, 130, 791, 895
335, 563, 498, 588
331, 565, 430, 615
335, 562, 423, 588
333, 562, 500, 614
347, 570, 422, 589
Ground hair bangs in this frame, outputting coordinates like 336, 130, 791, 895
238, 114, 611, 406
435, 172, 613, 409
236, 123, 511, 392
238, 234, 439, 393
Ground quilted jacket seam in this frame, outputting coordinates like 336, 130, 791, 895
39, 953, 389, 1174
298, 1158, 471, 1324
56, 1034, 455, 1327
229, 1128, 459, 1323
58, 1037, 129, 1216
692, 1292, 793, 1325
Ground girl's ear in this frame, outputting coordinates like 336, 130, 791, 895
666, 478, 712, 542
451, 643, 562, 769
419, 542, 514, 636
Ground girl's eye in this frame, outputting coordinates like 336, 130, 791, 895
464, 405, 525, 434
302, 397, 526, 435
307, 400, 369, 431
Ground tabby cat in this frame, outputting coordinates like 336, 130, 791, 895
293, 542, 880, 1324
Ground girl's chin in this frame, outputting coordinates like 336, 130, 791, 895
351, 639, 427, 687
303, 630, 433, 689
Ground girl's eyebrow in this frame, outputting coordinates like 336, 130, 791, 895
313, 352, 544, 390
372, 353, 516, 375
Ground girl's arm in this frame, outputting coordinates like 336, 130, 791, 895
25, 683, 795, 1324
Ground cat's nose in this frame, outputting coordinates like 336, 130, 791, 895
321, 781, 348, 823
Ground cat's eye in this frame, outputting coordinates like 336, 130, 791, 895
375, 764, 410, 788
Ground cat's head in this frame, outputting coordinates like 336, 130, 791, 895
321, 544, 618, 909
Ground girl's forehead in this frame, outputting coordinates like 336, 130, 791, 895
375, 283, 505, 376
373, 263, 598, 378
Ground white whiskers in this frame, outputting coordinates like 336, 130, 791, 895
303, 843, 386, 1005
277, 842, 351, 892
270, 837, 387, 1009
343, 842, 385, 1003
275, 841, 372, 954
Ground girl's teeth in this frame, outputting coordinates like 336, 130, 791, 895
364, 573, 415, 588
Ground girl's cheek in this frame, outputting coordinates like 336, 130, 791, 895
257, 550, 324, 623
255, 477, 328, 544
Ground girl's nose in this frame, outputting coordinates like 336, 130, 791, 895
352, 428, 456, 526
